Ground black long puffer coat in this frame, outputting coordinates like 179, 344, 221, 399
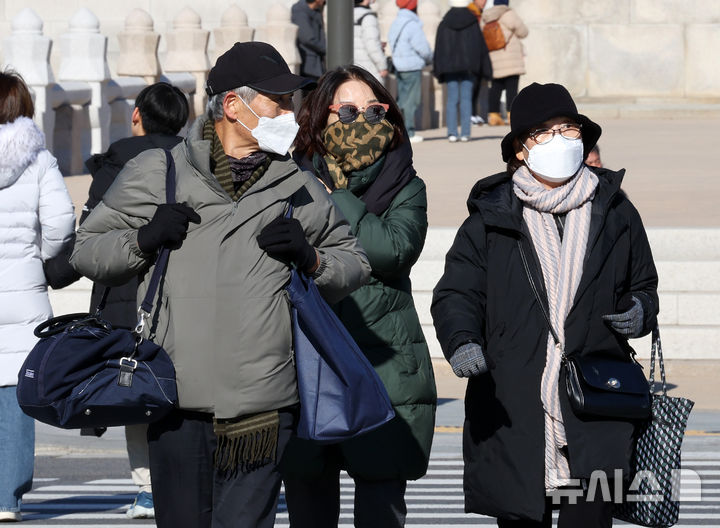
431, 168, 658, 521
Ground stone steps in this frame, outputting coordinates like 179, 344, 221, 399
411, 227, 720, 360
48, 227, 720, 360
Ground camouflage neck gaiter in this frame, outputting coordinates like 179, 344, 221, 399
322, 116, 395, 189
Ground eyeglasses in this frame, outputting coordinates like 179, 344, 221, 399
328, 103, 390, 125
527, 123, 582, 145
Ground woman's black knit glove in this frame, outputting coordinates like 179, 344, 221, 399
137, 203, 201, 253
257, 217, 317, 272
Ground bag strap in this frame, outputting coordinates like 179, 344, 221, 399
134, 149, 177, 334
648, 326, 667, 396
354, 11, 376, 26
390, 20, 412, 56
517, 239, 560, 346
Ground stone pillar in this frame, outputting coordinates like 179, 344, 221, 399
378, 1, 399, 43
117, 8, 160, 84
212, 5, 255, 64
418, 0, 441, 129
254, 4, 300, 74
2, 8, 55, 150
418, 0, 441, 50
57, 8, 111, 156
163, 7, 210, 119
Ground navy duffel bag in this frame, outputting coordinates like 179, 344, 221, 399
17, 149, 179, 429
16, 312, 177, 428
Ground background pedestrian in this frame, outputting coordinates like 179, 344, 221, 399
0, 70, 75, 522
80, 82, 190, 520
482, 0, 528, 126
353, 0, 388, 82
434, 0, 492, 142
291, 0, 327, 83
585, 144, 603, 168
467, 0, 489, 126
388, 0, 433, 143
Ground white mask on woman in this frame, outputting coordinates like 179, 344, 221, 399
523, 134, 584, 183
236, 98, 299, 156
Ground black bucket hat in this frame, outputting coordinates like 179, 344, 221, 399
206, 41, 315, 96
500, 82, 602, 162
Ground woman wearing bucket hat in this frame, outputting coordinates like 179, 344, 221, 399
431, 83, 659, 526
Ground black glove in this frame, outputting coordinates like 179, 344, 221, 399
602, 295, 644, 338
137, 203, 201, 253
257, 217, 317, 272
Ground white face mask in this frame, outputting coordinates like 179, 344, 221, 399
523, 134, 584, 183
236, 97, 299, 156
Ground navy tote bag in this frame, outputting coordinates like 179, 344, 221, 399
284, 206, 394, 443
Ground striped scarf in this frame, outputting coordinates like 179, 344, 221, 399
512, 165, 598, 491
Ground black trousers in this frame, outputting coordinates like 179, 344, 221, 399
147, 408, 295, 528
497, 489, 614, 528
471, 75, 489, 119
489, 75, 520, 113
283, 445, 408, 528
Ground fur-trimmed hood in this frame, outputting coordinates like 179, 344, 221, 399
0, 116, 46, 189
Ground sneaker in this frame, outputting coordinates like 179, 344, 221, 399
448, 135, 458, 143
409, 134, 424, 144
126, 491, 155, 519
460, 136, 470, 142
0, 512, 21, 522
471, 115, 485, 125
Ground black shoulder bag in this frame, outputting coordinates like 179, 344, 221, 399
517, 239, 651, 420
16, 150, 179, 429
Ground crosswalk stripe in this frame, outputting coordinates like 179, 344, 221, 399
22, 456, 720, 526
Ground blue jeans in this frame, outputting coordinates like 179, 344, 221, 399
445, 73, 473, 138
0, 386, 34, 512
396, 70, 422, 137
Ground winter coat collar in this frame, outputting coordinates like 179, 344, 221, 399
467, 167, 626, 233
85, 134, 182, 176
0, 117, 46, 189
182, 116, 305, 226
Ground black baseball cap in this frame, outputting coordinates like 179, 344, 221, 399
205, 41, 315, 96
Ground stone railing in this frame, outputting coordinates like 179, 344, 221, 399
1, 4, 300, 176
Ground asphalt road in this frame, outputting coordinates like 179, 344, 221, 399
19, 403, 720, 526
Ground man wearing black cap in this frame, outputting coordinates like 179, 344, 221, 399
71, 41, 371, 528
432, 83, 658, 526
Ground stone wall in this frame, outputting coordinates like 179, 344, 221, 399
1, 0, 718, 103
509, 0, 720, 101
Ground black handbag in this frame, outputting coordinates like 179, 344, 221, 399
564, 354, 651, 419
518, 240, 651, 420
614, 327, 694, 527
16, 150, 179, 429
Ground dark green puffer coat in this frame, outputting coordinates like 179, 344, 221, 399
282, 144, 437, 481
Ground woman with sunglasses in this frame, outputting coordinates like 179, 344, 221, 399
432, 83, 658, 527
281, 65, 436, 528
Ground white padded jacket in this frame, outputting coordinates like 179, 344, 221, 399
353, 6, 387, 81
0, 117, 75, 387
